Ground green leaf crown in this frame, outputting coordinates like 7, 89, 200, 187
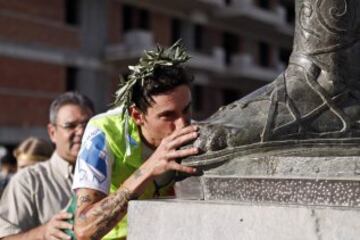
113, 40, 190, 115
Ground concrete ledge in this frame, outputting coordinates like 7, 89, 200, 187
128, 199, 360, 240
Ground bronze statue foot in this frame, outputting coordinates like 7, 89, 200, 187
184, 0, 360, 167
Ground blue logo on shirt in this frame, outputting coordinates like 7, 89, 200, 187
79, 132, 107, 183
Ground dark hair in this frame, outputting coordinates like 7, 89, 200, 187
49, 92, 95, 124
131, 65, 193, 113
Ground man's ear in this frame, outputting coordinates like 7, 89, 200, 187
129, 106, 144, 125
47, 123, 56, 144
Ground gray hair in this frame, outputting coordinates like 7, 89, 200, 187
49, 92, 95, 124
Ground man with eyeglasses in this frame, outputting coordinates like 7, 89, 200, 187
0, 92, 94, 240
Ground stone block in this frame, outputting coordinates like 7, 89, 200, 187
127, 199, 360, 240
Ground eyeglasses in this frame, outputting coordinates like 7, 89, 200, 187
54, 120, 89, 132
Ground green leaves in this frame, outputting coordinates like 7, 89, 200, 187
113, 39, 190, 115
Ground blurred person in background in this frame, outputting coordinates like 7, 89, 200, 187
0, 148, 16, 197
0, 92, 94, 240
13, 137, 54, 170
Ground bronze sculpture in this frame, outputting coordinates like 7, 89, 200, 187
183, 0, 360, 168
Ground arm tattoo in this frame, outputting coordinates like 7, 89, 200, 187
76, 192, 104, 222
83, 187, 131, 240
76, 194, 93, 222
77, 195, 92, 205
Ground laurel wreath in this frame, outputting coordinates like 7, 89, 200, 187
113, 40, 190, 115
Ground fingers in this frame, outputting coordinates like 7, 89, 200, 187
167, 161, 196, 174
53, 211, 72, 221
54, 220, 73, 230
168, 125, 198, 141
51, 228, 72, 240
146, 125, 200, 178
166, 147, 199, 159
167, 131, 199, 150
46, 213, 73, 240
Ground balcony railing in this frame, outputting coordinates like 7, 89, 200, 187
228, 53, 281, 82
106, 32, 283, 83
217, 1, 287, 27
187, 47, 225, 72
142, 0, 223, 13
105, 30, 155, 62
189, 50, 282, 82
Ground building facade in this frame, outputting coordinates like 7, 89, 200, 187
0, 0, 294, 147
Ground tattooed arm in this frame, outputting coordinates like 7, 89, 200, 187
74, 125, 199, 240
74, 167, 152, 240
74, 188, 126, 240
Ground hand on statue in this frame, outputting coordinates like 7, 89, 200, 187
145, 125, 200, 177
43, 211, 73, 240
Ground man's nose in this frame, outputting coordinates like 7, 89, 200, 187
176, 116, 190, 129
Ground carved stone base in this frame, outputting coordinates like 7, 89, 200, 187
176, 156, 360, 207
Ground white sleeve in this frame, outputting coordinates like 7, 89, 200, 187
72, 125, 112, 195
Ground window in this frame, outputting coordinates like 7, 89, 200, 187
122, 4, 150, 33
258, 0, 270, 9
259, 41, 270, 67
66, 67, 77, 91
194, 24, 204, 52
171, 19, 181, 43
171, 19, 209, 53
65, 0, 79, 26
224, 0, 232, 6
139, 9, 149, 30
122, 4, 134, 32
223, 32, 239, 65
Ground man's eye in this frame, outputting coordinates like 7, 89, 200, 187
160, 113, 176, 120
160, 116, 171, 120
63, 123, 77, 129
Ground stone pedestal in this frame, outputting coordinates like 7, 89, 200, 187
177, 156, 360, 207
127, 199, 360, 240
128, 156, 360, 239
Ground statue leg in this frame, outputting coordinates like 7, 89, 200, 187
184, 0, 360, 167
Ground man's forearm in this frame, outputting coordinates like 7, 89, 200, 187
1, 224, 45, 240
75, 167, 152, 240
75, 187, 130, 240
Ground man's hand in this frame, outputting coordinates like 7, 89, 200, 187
143, 124, 199, 177
43, 211, 73, 240
1, 211, 73, 240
